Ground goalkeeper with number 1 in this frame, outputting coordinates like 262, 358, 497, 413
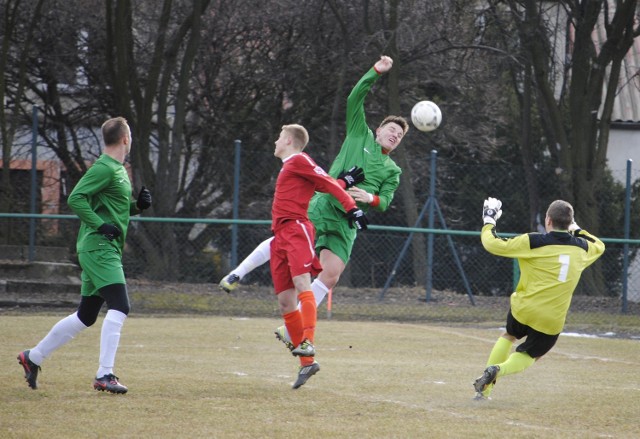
473, 197, 604, 400
219, 56, 409, 346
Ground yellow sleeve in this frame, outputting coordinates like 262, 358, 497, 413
480, 224, 532, 258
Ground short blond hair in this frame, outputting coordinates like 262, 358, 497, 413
102, 117, 130, 146
282, 124, 309, 149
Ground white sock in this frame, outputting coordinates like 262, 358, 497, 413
29, 312, 87, 365
233, 237, 273, 279
311, 279, 330, 306
97, 310, 127, 378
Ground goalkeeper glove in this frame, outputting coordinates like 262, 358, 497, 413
345, 208, 369, 230
482, 197, 502, 225
569, 221, 583, 237
97, 223, 121, 241
337, 166, 365, 189
136, 186, 152, 210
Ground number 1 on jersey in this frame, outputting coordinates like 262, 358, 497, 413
558, 254, 570, 282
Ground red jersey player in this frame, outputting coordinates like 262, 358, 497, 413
271, 124, 368, 389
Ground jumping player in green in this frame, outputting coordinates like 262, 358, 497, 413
18, 117, 152, 394
473, 197, 605, 400
219, 56, 409, 347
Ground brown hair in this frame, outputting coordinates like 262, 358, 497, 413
101, 117, 130, 147
379, 115, 410, 135
282, 124, 309, 149
546, 200, 574, 230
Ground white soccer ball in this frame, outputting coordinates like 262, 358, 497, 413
411, 100, 442, 132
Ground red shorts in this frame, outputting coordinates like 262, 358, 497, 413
270, 220, 322, 294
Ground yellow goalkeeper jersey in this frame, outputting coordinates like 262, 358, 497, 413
481, 224, 605, 335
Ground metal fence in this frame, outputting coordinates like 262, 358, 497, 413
1, 213, 640, 337
2, 148, 640, 336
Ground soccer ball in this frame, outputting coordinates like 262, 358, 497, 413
411, 101, 442, 132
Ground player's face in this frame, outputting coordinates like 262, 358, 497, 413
376, 122, 404, 153
274, 129, 288, 159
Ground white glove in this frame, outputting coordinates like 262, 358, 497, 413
568, 221, 581, 233
482, 197, 503, 225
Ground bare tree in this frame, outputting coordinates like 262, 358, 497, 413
501, 0, 640, 293
0, 0, 45, 226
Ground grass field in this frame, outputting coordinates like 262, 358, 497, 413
2, 314, 639, 438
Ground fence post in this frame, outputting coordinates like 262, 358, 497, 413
29, 106, 39, 262
425, 150, 437, 302
231, 139, 242, 268
621, 159, 632, 313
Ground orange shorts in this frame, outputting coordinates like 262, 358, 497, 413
270, 220, 322, 294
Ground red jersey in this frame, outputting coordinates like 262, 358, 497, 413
271, 152, 356, 231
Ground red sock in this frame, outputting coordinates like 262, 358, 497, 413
298, 290, 316, 343
300, 357, 315, 366
283, 310, 303, 348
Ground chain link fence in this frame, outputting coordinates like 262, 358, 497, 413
2, 155, 640, 336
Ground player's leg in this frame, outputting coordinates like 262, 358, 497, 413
81, 249, 129, 394
473, 333, 515, 398
474, 312, 551, 399
275, 243, 348, 348
219, 236, 274, 292
495, 330, 558, 377
313, 248, 346, 305
17, 266, 102, 390
278, 288, 302, 341
291, 273, 316, 357
474, 311, 524, 398
93, 283, 130, 394
311, 217, 354, 306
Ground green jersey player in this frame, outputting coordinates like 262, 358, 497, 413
219, 56, 409, 347
18, 117, 152, 394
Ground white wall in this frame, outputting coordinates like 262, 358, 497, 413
606, 127, 640, 302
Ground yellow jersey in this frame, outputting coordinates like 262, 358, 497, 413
481, 224, 605, 334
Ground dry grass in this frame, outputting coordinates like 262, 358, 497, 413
2, 315, 639, 438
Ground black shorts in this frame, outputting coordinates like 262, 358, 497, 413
506, 310, 559, 358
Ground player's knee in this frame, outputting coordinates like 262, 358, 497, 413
318, 270, 340, 289
100, 284, 131, 316
112, 300, 130, 316
77, 309, 99, 327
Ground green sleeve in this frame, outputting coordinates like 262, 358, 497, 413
345, 67, 381, 138
67, 162, 113, 230
373, 167, 401, 212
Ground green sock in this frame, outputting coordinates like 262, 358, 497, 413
497, 351, 535, 377
487, 336, 513, 366
481, 336, 513, 397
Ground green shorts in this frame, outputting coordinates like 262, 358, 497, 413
78, 249, 125, 297
308, 194, 357, 264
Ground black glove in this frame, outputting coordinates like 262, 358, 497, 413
345, 208, 369, 230
337, 166, 365, 189
136, 186, 152, 210
97, 223, 121, 241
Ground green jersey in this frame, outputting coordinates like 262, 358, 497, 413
67, 154, 138, 255
481, 224, 605, 334
313, 67, 402, 215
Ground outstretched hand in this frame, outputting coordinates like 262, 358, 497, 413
482, 197, 502, 226
374, 56, 393, 74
